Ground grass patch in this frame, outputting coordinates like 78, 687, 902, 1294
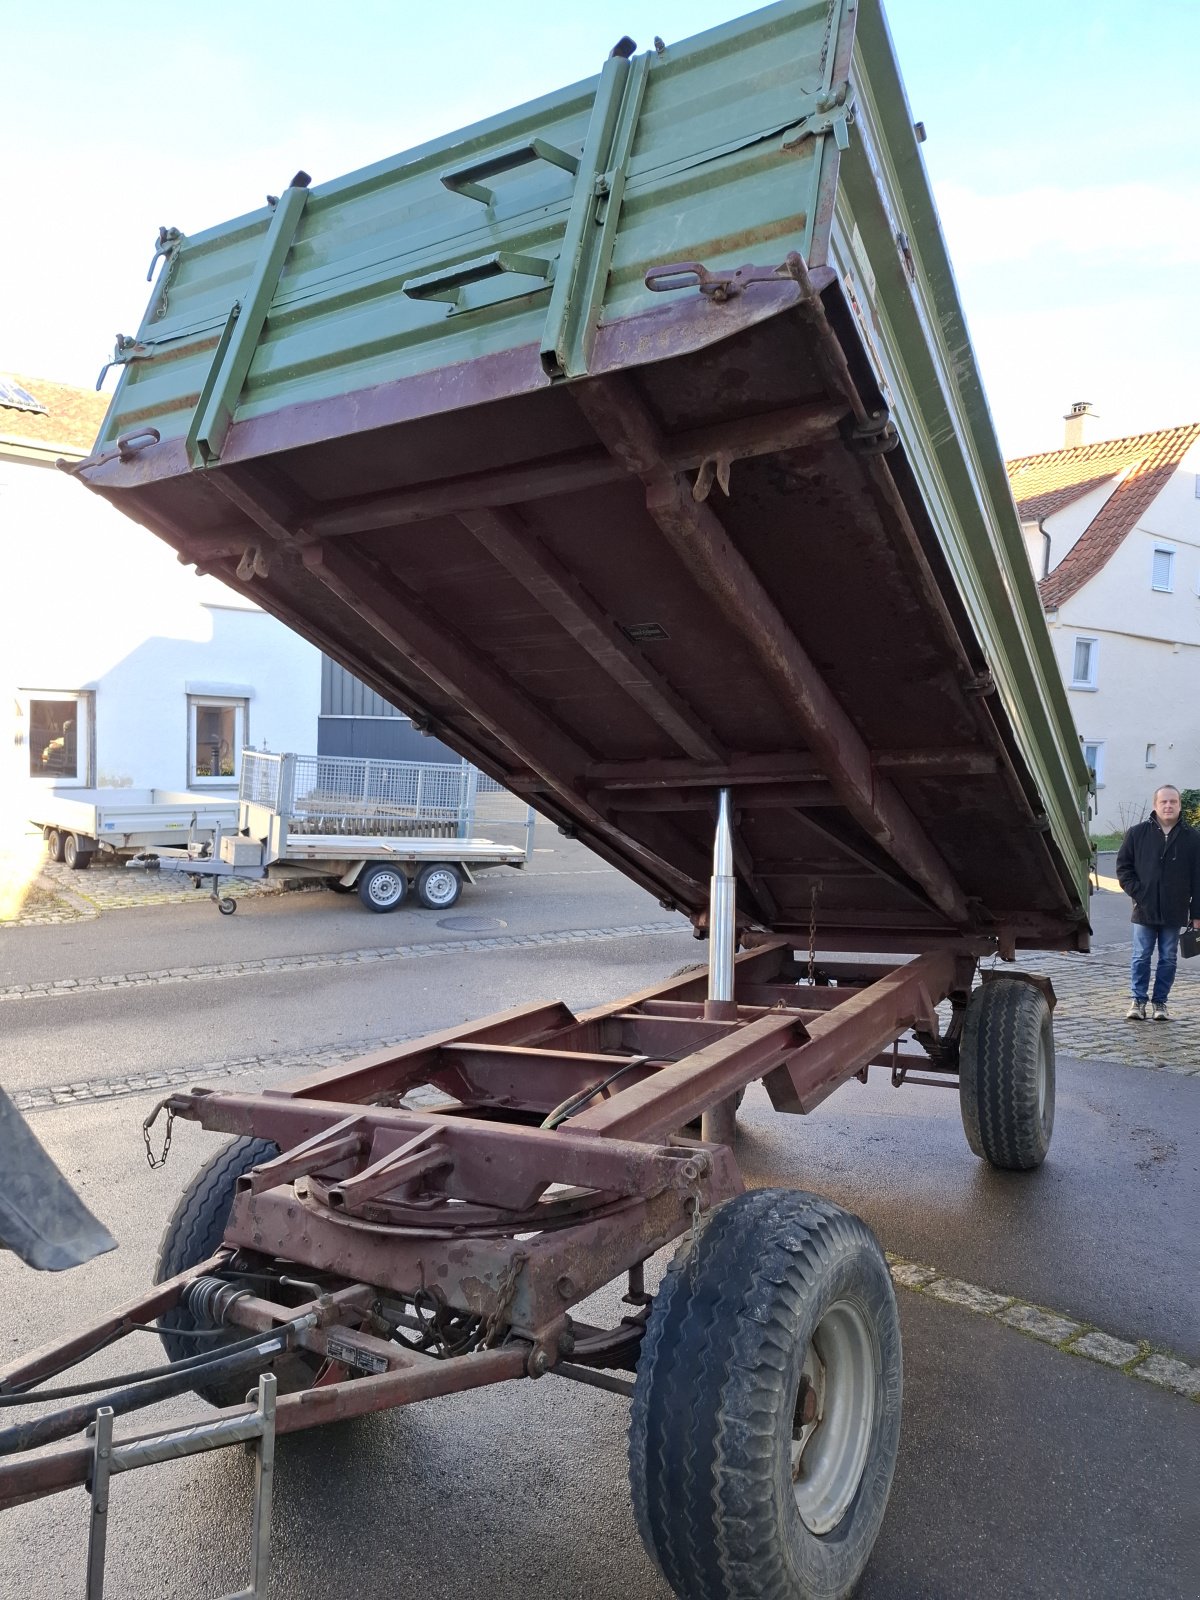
0, 883, 78, 922
1090, 832, 1123, 852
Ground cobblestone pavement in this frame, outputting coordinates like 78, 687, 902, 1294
37, 854, 285, 911
0, 918, 685, 1005
3, 830, 1196, 1075
7, 1027, 438, 1113
1, 851, 618, 926
1020, 943, 1200, 1076
0, 848, 287, 927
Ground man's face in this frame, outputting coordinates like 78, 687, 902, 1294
1155, 789, 1181, 824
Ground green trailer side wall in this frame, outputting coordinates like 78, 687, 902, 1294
85, 0, 1092, 934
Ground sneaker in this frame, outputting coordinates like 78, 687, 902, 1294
1152, 1004, 1171, 1022
1126, 1000, 1146, 1021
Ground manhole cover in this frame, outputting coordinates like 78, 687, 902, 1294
437, 916, 507, 932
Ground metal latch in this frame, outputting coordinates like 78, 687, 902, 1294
780, 83, 855, 152
644, 260, 794, 302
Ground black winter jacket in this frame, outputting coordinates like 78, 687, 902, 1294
1115, 816, 1200, 927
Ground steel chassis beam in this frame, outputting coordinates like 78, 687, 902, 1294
0, 936, 994, 1512
572, 372, 971, 927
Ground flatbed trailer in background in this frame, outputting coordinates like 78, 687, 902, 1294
8, 4, 1094, 1596
237, 748, 534, 909
30, 790, 239, 871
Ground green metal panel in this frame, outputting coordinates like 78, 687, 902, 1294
83, 0, 1092, 939
96, 1, 840, 442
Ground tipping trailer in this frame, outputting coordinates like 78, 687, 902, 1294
5, 3, 1094, 1596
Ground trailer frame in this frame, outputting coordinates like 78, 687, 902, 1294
0, 898, 1044, 1513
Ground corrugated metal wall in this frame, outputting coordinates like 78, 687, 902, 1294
319, 657, 460, 762
321, 656, 405, 719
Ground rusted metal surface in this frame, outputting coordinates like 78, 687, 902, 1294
0, 935, 992, 1519
0, 1345, 527, 1512
0, 1255, 226, 1395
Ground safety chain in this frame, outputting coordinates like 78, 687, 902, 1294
807, 880, 822, 986
685, 1184, 705, 1287
482, 1250, 528, 1348
142, 1098, 176, 1170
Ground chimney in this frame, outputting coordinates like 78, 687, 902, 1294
1063, 400, 1099, 449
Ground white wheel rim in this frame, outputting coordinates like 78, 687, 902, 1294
368, 870, 403, 906
1036, 1030, 1048, 1125
791, 1299, 878, 1535
423, 869, 458, 906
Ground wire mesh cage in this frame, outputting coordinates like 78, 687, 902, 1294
239, 751, 532, 851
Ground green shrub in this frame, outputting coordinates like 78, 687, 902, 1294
1180, 788, 1200, 827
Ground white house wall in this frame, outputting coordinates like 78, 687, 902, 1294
1, 456, 320, 797
1048, 455, 1200, 832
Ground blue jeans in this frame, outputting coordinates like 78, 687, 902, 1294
1131, 924, 1179, 1005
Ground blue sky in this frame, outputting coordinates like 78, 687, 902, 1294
3, 0, 1196, 457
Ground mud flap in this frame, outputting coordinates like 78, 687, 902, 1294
0, 1087, 117, 1270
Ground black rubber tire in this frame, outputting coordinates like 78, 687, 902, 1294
217, 896, 237, 915
959, 978, 1054, 1170
45, 827, 66, 863
63, 834, 92, 870
155, 1136, 296, 1407
415, 862, 463, 910
357, 861, 408, 912
630, 1189, 902, 1600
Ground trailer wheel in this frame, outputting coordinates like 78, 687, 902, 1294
217, 896, 237, 915
630, 1189, 901, 1600
155, 1136, 318, 1406
358, 862, 408, 911
416, 863, 463, 909
63, 834, 93, 870
959, 978, 1054, 1170
44, 827, 66, 863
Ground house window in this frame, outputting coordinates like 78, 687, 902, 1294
1145, 743, 1157, 768
188, 696, 247, 785
21, 691, 91, 786
1151, 546, 1175, 592
1071, 637, 1098, 689
1082, 741, 1105, 787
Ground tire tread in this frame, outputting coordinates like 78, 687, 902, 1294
630, 1189, 901, 1600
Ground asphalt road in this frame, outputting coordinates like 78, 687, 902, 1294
1, 834, 1196, 1599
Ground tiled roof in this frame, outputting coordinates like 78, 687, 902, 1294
1007, 424, 1200, 609
0, 372, 109, 457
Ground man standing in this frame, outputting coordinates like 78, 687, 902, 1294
1115, 785, 1200, 1020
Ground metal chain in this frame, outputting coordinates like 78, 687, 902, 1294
807, 880, 822, 986
684, 1194, 701, 1286
142, 1100, 175, 1170
481, 1250, 528, 1348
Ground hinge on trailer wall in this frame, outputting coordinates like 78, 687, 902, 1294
780, 83, 855, 153
840, 409, 898, 455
